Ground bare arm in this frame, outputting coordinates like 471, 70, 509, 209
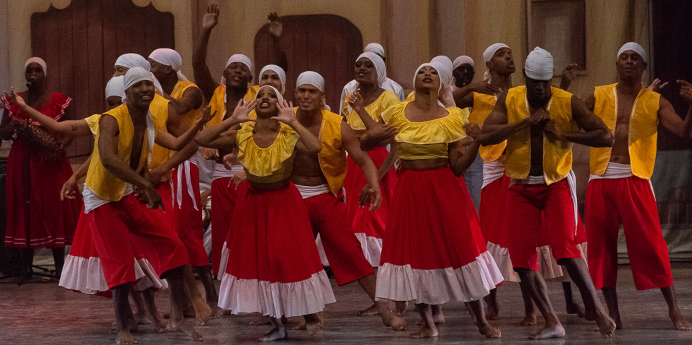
195, 101, 254, 150
148, 141, 198, 185
5, 90, 90, 136
60, 154, 92, 200
264, 12, 288, 72
448, 124, 481, 176
479, 91, 538, 145
658, 80, 692, 139
544, 95, 613, 147
154, 106, 211, 151
359, 124, 398, 152
347, 90, 381, 130
192, 3, 221, 101
168, 87, 204, 118
341, 122, 382, 210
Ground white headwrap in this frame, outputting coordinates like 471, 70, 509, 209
296, 71, 325, 92
148, 48, 188, 81
617, 42, 647, 62
524, 47, 554, 81
221, 54, 253, 86
453, 55, 474, 69
483, 43, 509, 62
413, 63, 443, 92
364, 43, 385, 58
259, 64, 286, 94
255, 85, 284, 104
114, 53, 163, 94
430, 61, 455, 107
431, 56, 453, 85
105, 76, 126, 100
25, 57, 47, 76
123, 67, 154, 90
357, 52, 387, 87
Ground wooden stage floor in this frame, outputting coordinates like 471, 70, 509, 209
1, 263, 692, 344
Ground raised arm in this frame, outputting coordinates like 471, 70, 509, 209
154, 105, 211, 151
341, 122, 382, 211
4, 90, 91, 136
274, 100, 321, 154
544, 95, 613, 147
479, 91, 540, 145
193, 3, 222, 100
195, 100, 254, 149
453, 81, 501, 108
348, 90, 381, 130
658, 80, 692, 140
264, 12, 288, 72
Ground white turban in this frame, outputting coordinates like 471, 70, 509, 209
413, 63, 443, 92
123, 67, 154, 90
430, 61, 455, 107
364, 43, 385, 58
105, 76, 126, 100
115, 53, 150, 71
226, 54, 252, 72
296, 71, 325, 92
453, 55, 474, 69
259, 64, 286, 94
25, 57, 47, 76
483, 43, 509, 62
148, 48, 188, 81
524, 47, 554, 81
431, 56, 453, 85
255, 85, 284, 104
618, 42, 647, 62
357, 52, 387, 87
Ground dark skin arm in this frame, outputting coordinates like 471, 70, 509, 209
449, 124, 482, 176
192, 3, 221, 101
543, 95, 613, 147
61, 155, 92, 200
479, 91, 547, 145
658, 80, 692, 139
166, 87, 204, 119
341, 122, 382, 211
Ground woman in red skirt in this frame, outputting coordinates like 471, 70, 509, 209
375, 63, 504, 339
196, 85, 333, 341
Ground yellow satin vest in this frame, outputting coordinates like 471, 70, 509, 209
469, 93, 506, 163
504, 86, 577, 184
207, 85, 258, 128
171, 80, 203, 132
85, 104, 151, 201
590, 84, 660, 179
342, 90, 399, 130
317, 109, 348, 196
148, 94, 170, 169
236, 121, 298, 184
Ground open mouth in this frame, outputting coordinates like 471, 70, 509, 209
259, 101, 270, 108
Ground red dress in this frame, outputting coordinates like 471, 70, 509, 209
2, 92, 81, 248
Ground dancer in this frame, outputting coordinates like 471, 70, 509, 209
585, 42, 692, 330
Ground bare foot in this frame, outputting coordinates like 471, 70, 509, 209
115, 329, 138, 344
306, 321, 323, 336
432, 309, 445, 324
111, 319, 138, 334
566, 302, 586, 318
670, 310, 692, 330
293, 319, 306, 330
151, 312, 168, 333
191, 296, 212, 326
595, 311, 616, 338
478, 323, 501, 338
357, 303, 380, 316
134, 312, 151, 325
409, 325, 438, 338
257, 327, 287, 341
528, 324, 565, 339
381, 312, 406, 331
209, 304, 222, 319
520, 313, 537, 326
485, 301, 500, 320
250, 315, 273, 326
395, 301, 408, 316
169, 320, 203, 341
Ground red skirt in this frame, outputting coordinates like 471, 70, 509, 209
210, 177, 240, 275
344, 146, 397, 264
4, 140, 81, 248
218, 183, 335, 317
376, 167, 503, 304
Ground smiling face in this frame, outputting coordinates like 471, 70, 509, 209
616, 50, 647, 83
25, 63, 45, 88
354, 57, 378, 86
414, 65, 441, 92
259, 70, 282, 91
223, 62, 253, 89
255, 87, 280, 116
125, 80, 155, 110
294, 84, 324, 113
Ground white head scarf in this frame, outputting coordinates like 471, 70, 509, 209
363, 43, 385, 58
357, 52, 387, 87
453, 55, 474, 69
296, 71, 325, 92
430, 56, 453, 85
105, 76, 126, 100
524, 47, 554, 81
255, 85, 284, 104
483, 43, 509, 62
259, 64, 286, 94
413, 63, 443, 92
148, 48, 188, 81
123, 67, 154, 90
617, 42, 647, 62
221, 54, 253, 86
25, 57, 47, 76
430, 61, 455, 107
114, 53, 163, 94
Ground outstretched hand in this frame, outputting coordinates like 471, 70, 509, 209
202, 3, 220, 30
648, 78, 669, 93
267, 12, 283, 38
272, 100, 296, 125
198, 105, 216, 126
677, 80, 692, 103
359, 185, 382, 211
229, 99, 256, 123
4, 89, 26, 109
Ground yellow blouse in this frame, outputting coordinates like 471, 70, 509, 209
382, 101, 468, 160
236, 121, 300, 183
342, 90, 399, 130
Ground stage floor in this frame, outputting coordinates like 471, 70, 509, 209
1, 263, 692, 344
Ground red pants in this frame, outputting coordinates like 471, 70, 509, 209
210, 177, 242, 275
506, 180, 581, 271
171, 163, 208, 267
87, 194, 190, 289
303, 192, 375, 285
480, 175, 511, 248
586, 177, 673, 290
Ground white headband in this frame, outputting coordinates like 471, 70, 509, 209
255, 85, 284, 104
105, 76, 126, 100
453, 55, 474, 69
364, 43, 385, 58
148, 48, 188, 81
413, 63, 443, 92
618, 42, 647, 62
483, 43, 509, 62
296, 71, 325, 92
226, 54, 252, 72
25, 57, 47, 76
115, 53, 150, 70
357, 52, 387, 87
123, 67, 154, 90
259, 64, 286, 94
524, 47, 554, 81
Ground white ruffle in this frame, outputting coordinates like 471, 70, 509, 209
218, 271, 336, 318
217, 241, 230, 280
59, 256, 167, 293
354, 233, 383, 267
315, 234, 330, 267
486, 241, 520, 282
375, 251, 504, 304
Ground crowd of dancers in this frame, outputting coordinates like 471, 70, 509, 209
2, 6, 692, 343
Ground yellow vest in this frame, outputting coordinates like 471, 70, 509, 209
590, 84, 660, 179
148, 94, 170, 169
342, 90, 399, 130
171, 80, 204, 132
317, 109, 348, 196
469, 93, 506, 163
207, 85, 258, 128
85, 104, 152, 201
504, 86, 577, 184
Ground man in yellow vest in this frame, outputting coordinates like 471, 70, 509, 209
479, 47, 616, 339
584, 42, 692, 330
290, 71, 405, 331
